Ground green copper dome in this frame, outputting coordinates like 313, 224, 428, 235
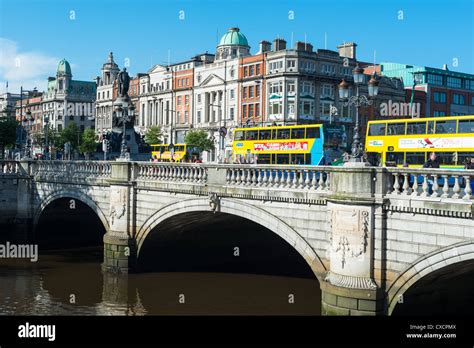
218, 27, 249, 47
57, 58, 72, 76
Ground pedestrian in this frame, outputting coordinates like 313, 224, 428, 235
423, 152, 440, 168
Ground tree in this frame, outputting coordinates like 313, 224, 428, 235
144, 126, 163, 145
79, 128, 97, 159
184, 129, 215, 153
0, 117, 18, 159
59, 123, 80, 150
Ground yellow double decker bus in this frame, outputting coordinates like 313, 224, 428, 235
150, 144, 200, 162
365, 115, 474, 168
232, 124, 325, 165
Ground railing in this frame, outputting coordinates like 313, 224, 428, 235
0, 160, 19, 174
225, 165, 332, 191
386, 168, 474, 201
134, 163, 207, 183
31, 161, 112, 178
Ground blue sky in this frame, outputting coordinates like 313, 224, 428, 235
0, 0, 473, 93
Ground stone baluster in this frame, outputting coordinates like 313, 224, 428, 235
293, 170, 299, 188
285, 169, 291, 188
262, 169, 268, 187
463, 175, 472, 200
274, 169, 281, 188
431, 174, 439, 198
317, 171, 325, 191
411, 174, 419, 196
311, 170, 317, 190
420, 174, 429, 197
267, 169, 274, 187
303, 169, 310, 189
452, 175, 460, 199
441, 175, 449, 198
393, 173, 401, 194
251, 169, 258, 186
235, 168, 242, 185
402, 173, 410, 195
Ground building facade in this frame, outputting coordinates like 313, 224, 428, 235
42, 59, 96, 133
380, 62, 474, 117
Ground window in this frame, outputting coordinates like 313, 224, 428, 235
269, 82, 283, 94
256, 85, 260, 97
447, 77, 462, 89
256, 65, 260, 75
259, 129, 271, 140
242, 105, 247, 118
301, 100, 314, 115
291, 128, 305, 139
177, 96, 181, 105
386, 152, 404, 165
287, 82, 296, 93
433, 111, 446, 116
255, 103, 260, 116
269, 101, 282, 115
185, 95, 189, 105
453, 94, 465, 105
472, 96, 474, 105
234, 131, 244, 141
368, 123, 385, 136
287, 60, 296, 69
243, 87, 247, 98
301, 81, 314, 95
185, 111, 189, 123
230, 89, 235, 99
287, 101, 294, 115
437, 152, 456, 165
465, 80, 474, 90
276, 129, 290, 139
435, 120, 456, 134
246, 130, 258, 140
321, 64, 336, 74
458, 119, 474, 133
197, 111, 201, 123
197, 94, 201, 103
249, 65, 255, 76
306, 127, 320, 138
406, 152, 426, 165
433, 92, 446, 103
427, 74, 443, 86
387, 122, 406, 135
406, 122, 427, 134
249, 86, 254, 98
107, 91, 110, 99
319, 102, 332, 117
270, 61, 283, 72
176, 111, 180, 123
458, 152, 474, 164
249, 104, 254, 117
243, 67, 248, 77
321, 84, 334, 97
230, 107, 235, 120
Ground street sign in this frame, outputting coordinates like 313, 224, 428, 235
219, 127, 227, 137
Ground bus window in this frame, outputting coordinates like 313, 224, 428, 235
368, 123, 386, 136
386, 152, 404, 165
387, 122, 406, 135
306, 127, 320, 139
234, 131, 245, 141
428, 121, 435, 134
276, 154, 289, 164
258, 154, 271, 164
246, 130, 258, 140
276, 129, 290, 139
437, 152, 456, 165
305, 154, 312, 165
291, 128, 305, 139
259, 129, 272, 140
435, 120, 456, 134
405, 152, 426, 165
458, 152, 474, 165
458, 120, 474, 133
291, 154, 305, 165
406, 122, 427, 135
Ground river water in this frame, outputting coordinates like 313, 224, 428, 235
0, 247, 322, 316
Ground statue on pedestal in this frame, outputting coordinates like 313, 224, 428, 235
117, 68, 130, 99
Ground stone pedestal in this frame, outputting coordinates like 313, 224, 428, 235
14, 160, 33, 242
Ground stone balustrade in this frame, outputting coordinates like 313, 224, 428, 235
386, 167, 474, 201
30, 160, 112, 179
134, 162, 207, 183
0, 160, 19, 174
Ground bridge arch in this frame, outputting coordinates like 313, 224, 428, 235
387, 241, 474, 315
136, 197, 327, 281
33, 189, 109, 233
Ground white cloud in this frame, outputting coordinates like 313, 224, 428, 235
0, 38, 59, 94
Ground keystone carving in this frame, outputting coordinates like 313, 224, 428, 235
208, 193, 220, 213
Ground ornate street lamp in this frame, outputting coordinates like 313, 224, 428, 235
22, 110, 33, 159
338, 64, 379, 163
43, 115, 49, 160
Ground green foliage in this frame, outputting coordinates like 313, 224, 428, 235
79, 128, 97, 154
184, 129, 214, 153
0, 117, 18, 157
144, 126, 163, 145
59, 123, 80, 149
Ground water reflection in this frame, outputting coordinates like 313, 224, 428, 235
0, 247, 321, 315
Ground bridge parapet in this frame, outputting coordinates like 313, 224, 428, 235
0, 160, 19, 174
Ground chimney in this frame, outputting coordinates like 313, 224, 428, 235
259, 40, 271, 53
295, 41, 313, 52
273, 38, 287, 51
337, 42, 357, 59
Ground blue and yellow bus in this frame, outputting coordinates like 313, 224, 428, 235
232, 124, 325, 165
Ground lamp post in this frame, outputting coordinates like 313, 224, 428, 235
21, 110, 34, 159
210, 103, 227, 163
338, 64, 379, 163
165, 108, 177, 161
43, 115, 49, 160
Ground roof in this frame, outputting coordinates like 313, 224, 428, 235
57, 59, 72, 76
218, 27, 249, 47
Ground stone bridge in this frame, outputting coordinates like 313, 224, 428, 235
1, 160, 473, 315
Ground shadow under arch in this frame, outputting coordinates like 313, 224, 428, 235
387, 241, 474, 315
136, 197, 327, 281
33, 189, 109, 234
